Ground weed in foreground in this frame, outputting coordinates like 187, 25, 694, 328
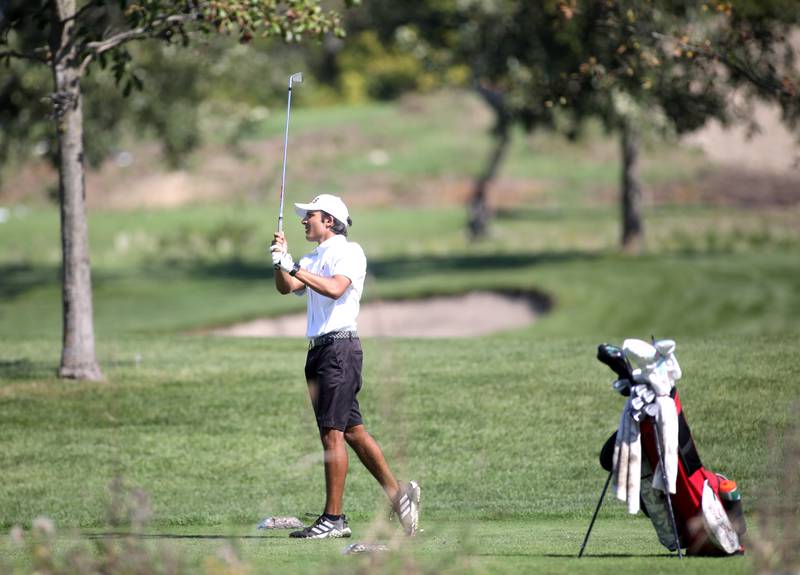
747, 419, 800, 575
4, 477, 248, 575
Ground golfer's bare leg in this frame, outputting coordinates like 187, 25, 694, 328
345, 424, 400, 502
320, 428, 348, 516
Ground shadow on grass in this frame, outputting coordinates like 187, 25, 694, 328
474, 552, 676, 558
367, 251, 596, 280
85, 532, 268, 540
174, 258, 272, 282
547, 552, 679, 558
178, 251, 597, 283
1, 250, 595, 302
0, 359, 55, 380
81, 535, 678, 556
0, 263, 126, 299
495, 206, 609, 222
0, 264, 60, 299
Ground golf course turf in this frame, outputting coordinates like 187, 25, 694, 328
1, 95, 798, 573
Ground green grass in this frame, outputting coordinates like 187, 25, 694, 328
0, 519, 758, 574
1, 92, 799, 572
1, 333, 796, 529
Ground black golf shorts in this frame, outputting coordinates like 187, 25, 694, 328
304, 338, 363, 431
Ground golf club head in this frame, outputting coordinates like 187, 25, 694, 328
289, 72, 303, 88
597, 343, 633, 381
612, 378, 632, 396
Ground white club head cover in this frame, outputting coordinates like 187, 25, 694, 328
623, 339, 657, 370
654, 339, 676, 356
654, 339, 682, 382
662, 354, 682, 382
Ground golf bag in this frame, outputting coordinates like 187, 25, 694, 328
596, 339, 746, 557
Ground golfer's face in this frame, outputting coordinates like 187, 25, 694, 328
303, 211, 327, 242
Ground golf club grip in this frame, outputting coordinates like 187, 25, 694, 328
277, 186, 284, 233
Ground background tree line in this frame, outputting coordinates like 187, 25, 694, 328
335, 0, 799, 244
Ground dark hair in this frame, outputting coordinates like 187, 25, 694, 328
322, 211, 351, 236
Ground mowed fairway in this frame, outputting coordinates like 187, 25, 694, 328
1, 95, 799, 573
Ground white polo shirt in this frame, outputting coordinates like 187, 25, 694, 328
295, 234, 367, 338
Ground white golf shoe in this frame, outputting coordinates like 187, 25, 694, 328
394, 480, 421, 536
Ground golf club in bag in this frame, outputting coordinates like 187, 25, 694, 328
277, 72, 303, 233
579, 339, 746, 558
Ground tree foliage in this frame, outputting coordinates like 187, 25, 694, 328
0, 1, 351, 173
338, 0, 799, 240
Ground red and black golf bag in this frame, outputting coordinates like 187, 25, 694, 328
591, 339, 746, 557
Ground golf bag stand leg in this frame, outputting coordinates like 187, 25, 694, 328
651, 417, 683, 559
578, 471, 613, 558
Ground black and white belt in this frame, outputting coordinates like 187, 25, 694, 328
308, 330, 358, 350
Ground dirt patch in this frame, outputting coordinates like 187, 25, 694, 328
207, 291, 549, 338
682, 101, 800, 174
652, 168, 800, 208
82, 141, 280, 210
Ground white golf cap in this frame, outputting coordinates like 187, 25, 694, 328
294, 194, 351, 225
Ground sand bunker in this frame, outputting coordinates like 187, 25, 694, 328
209, 291, 549, 338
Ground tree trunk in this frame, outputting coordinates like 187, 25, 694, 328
468, 86, 511, 239
51, 0, 103, 380
620, 121, 643, 254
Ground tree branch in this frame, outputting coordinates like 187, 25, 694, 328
86, 13, 197, 54
651, 31, 788, 99
78, 13, 199, 75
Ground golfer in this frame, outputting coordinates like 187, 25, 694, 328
270, 194, 420, 539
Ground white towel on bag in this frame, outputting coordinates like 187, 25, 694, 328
651, 395, 679, 494
613, 399, 642, 514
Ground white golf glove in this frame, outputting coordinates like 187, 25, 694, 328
272, 248, 295, 273
270, 244, 284, 268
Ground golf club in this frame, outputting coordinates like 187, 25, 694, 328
597, 343, 634, 382
278, 72, 303, 233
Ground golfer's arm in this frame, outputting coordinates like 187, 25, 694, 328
294, 270, 351, 299
274, 269, 304, 294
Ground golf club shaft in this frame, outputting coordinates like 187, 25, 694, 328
278, 78, 295, 233
578, 471, 613, 558
651, 417, 683, 559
